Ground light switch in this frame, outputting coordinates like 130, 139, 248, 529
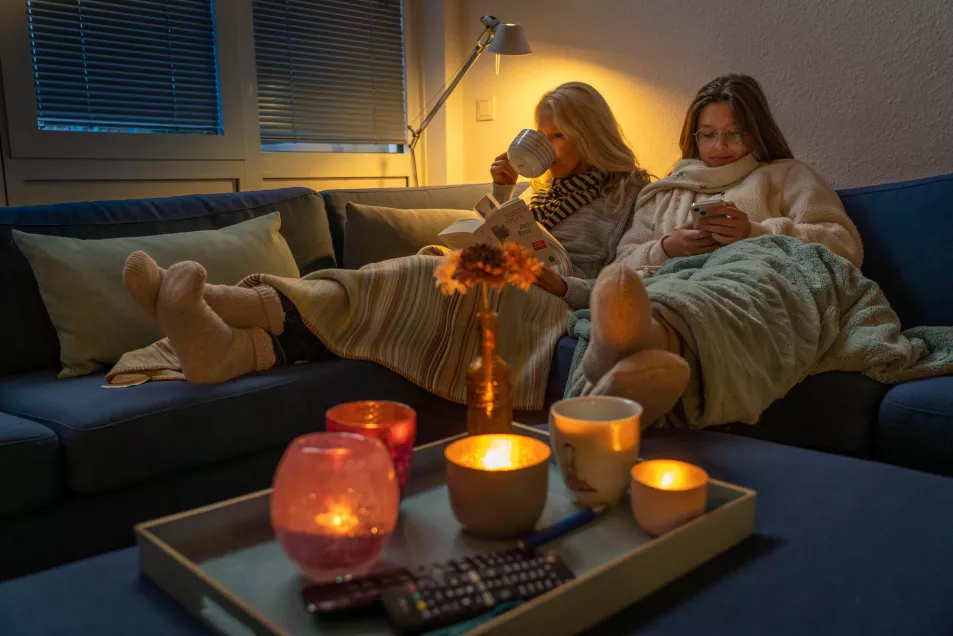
476, 98, 495, 122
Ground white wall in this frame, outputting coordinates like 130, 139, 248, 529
456, 0, 953, 189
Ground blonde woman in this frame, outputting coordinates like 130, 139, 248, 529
491, 82, 651, 309
111, 82, 645, 390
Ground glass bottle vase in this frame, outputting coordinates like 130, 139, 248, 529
466, 312, 513, 436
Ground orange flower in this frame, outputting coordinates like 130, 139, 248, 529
434, 250, 467, 295
434, 242, 543, 296
503, 242, 543, 291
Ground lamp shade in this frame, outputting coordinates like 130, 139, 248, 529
489, 23, 531, 55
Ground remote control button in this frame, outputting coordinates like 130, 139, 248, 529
483, 592, 495, 607
461, 597, 472, 607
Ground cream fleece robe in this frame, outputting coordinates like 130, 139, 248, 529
616, 155, 863, 270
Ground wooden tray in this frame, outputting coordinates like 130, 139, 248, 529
136, 424, 756, 635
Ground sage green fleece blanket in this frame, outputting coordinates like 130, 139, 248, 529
566, 235, 953, 427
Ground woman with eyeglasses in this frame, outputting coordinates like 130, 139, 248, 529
578, 75, 871, 426
615, 74, 862, 269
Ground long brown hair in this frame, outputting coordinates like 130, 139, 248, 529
678, 74, 794, 163
534, 82, 651, 202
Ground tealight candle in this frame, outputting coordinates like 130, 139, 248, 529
271, 432, 399, 582
630, 459, 709, 537
445, 434, 551, 539
326, 401, 417, 495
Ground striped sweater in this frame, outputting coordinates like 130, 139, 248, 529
493, 182, 637, 309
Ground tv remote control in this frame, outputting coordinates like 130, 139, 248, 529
380, 548, 575, 635
302, 566, 413, 616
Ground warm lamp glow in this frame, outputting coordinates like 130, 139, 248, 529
445, 434, 550, 472
631, 460, 708, 492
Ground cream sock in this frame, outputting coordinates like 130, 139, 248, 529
123, 251, 285, 334
583, 349, 690, 427
156, 261, 276, 385
583, 262, 674, 384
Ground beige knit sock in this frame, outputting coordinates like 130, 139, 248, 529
156, 261, 276, 385
583, 349, 690, 427
582, 262, 674, 384
123, 251, 285, 334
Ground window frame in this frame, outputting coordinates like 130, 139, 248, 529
0, 0, 246, 161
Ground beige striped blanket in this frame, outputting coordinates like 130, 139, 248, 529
107, 245, 574, 410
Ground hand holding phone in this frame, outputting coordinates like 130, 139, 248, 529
690, 198, 725, 230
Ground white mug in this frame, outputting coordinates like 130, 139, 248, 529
507, 129, 556, 178
549, 396, 642, 506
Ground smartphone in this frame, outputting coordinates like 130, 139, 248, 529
690, 198, 726, 229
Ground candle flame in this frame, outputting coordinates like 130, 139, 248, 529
315, 503, 360, 534
479, 437, 515, 470
659, 471, 677, 489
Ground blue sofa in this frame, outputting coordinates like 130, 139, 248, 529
1, 174, 951, 581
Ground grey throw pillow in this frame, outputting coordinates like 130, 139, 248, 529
343, 202, 480, 269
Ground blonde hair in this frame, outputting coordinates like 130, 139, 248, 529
532, 82, 651, 201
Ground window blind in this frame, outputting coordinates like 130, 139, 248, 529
27, 0, 223, 135
253, 0, 407, 147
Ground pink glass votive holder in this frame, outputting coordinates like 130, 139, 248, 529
271, 432, 399, 582
325, 401, 417, 495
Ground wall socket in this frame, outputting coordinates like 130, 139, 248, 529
476, 98, 495, 122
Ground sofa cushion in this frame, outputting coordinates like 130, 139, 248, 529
14, 213, 299, 378
839, 173, 953, 328
343, 203, 480, 269
0, 412, 61, 516
878, 377, 953, 475
0, 360, 465, 494
322, 183, 529, 265
713, 372, 890, 456
0, 188, 332, 378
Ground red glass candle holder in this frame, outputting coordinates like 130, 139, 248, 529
325, 401, 416, 494
271, 432, 399, 582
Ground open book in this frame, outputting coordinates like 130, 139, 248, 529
438, 194, 558, 267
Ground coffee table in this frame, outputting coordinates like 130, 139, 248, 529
3, 428, 953, 635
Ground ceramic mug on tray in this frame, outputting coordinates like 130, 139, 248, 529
549, 396, 642, 506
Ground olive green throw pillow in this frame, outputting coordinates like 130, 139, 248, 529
13, 212, 299, 378
343, 202, 481, 269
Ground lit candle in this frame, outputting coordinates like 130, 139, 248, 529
314, 505, 362, 535
445, 434, 551, 539
326, 401, 417, 496
630, 459, 709, 537
271, 432, 398, 582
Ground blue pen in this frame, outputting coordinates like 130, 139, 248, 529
517, 505, 606, 551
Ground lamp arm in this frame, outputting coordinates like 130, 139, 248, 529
408, 26, 494, 151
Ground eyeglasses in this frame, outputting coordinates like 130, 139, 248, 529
694, 129, 747, 147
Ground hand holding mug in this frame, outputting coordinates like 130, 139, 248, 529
490, 152, 518, 185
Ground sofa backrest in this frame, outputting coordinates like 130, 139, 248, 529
0, 188, 333, 377
321, 182, 529, 265
839, 173, 953, 328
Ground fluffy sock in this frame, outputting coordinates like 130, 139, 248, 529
156, 261, 276, 385
123, 251, 284, 334
582, 263, 674, 384
583, 349, 690, 426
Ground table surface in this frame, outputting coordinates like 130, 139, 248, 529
4, 428, 953, 636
